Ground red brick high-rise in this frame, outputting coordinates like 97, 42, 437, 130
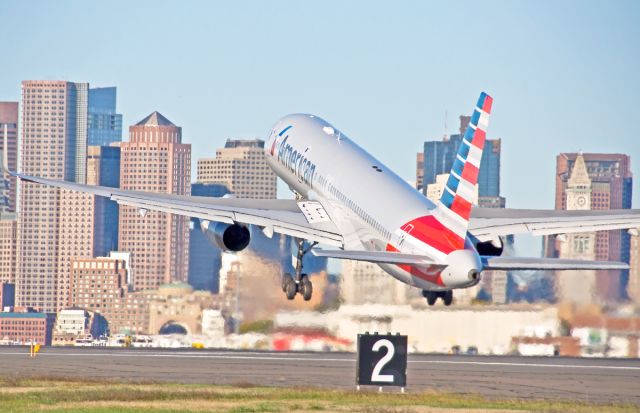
119, 112, 191, 291
17, 81, 88, 313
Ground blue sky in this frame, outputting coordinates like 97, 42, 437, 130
1, 0, 639, 216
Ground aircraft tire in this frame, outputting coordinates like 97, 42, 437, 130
301, 276, 312, 301
285, 279, 297, 300
443, 290, 453, 306
281, 273, 293, 292
423, 290, 437, 306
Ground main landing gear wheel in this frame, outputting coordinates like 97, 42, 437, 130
281, 238, 317, 301
443, 290, 453, 306
422, 290, 437, 306
300, 275, 313, 301
281, 273, 293, 292
284, 278, 297, 300
422, 290, 453, 306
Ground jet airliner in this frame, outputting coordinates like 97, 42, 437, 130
7, 92, 640, 305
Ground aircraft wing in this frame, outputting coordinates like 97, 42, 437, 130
10, 171, 344, 247
482, 256, 629, 271
469, 207, 640, 242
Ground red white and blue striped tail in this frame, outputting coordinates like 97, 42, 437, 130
435, 92, 493, 243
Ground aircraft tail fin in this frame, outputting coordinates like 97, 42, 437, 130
435, 92, 492, 238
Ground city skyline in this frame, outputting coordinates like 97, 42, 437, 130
0, 1, 637, 212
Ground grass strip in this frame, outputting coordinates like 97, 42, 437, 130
0, 377, 635, 413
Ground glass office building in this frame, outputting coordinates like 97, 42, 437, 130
88, 87, 122, 146
422, 134, 501, 198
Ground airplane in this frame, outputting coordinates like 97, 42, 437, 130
5, 92, 640, 306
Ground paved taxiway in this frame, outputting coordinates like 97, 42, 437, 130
0, 347, 638, 405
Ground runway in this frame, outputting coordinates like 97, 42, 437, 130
0, 346, 638, 405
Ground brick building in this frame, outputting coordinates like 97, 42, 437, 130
17, 80, 88, 313
69, 256, 154, 335
197, 139, 276, 199
0, 215, 16, 285
119, 112, 191, 291
0, 311, 55, 345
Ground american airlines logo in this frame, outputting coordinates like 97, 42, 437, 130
276, 134, 317, 188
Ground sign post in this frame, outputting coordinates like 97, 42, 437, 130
356, 333, 408, 392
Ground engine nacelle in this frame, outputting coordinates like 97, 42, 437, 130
201, 221, 250, 252
475, 237, 504, 257
440, 249, 482, 288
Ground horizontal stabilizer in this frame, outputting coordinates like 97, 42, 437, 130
482, 256, 629, 271
311, 249, 442, 266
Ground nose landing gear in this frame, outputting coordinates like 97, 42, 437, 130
422, 290, 453, 306
281, 239, 317, 301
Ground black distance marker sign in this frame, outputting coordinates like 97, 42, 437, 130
356, 333, 407, 387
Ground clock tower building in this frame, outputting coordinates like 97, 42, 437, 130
558, 154, 597, 304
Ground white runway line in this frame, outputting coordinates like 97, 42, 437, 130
0, 351, 639, 371
410, 360, 640, 371
0, 351, 354, 363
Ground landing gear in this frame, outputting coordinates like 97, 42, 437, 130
422, 290, 437, 306
281, 238, 317, 301
442, 290, 453, 306
300, 276, 313, 301
422, 290, 453, 306
284, 277, 297, 300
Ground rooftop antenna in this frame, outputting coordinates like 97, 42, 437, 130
443, 109, 449, 141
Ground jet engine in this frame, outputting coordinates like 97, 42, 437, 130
201, 220, 251, 252
439, 249, 482, 288
475, 237, 504, 256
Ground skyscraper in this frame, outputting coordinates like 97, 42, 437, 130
72, 83, 89, 184
88, 145, 120, 257
421, 116, 503, 205
0, 215, 16, 285
17, 80, 88, 313
629, 232, 640, 304
550, 152, 633, 302
56, 188, 94, 311
88, 87, 122, 146
0, 102, 18, 212
197, 139, 277, 199
188, 182, 229, 293
119, 112, 191, 291
0, 103, 18, 304
55, 145, 122, 311
415, 153, 424, 191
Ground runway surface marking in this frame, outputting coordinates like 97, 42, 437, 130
1, 351, 639, 371
411, 360, 640, 371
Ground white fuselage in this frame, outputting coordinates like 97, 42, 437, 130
264, 114, 479, 292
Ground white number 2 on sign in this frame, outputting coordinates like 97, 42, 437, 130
371, 339, 394, 383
